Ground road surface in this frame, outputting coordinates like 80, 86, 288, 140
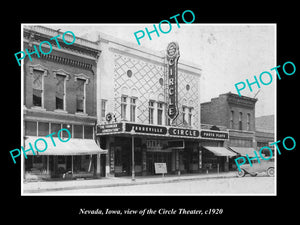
40, 176, 275, 195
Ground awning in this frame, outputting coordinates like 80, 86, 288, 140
202, 146, 237, 157
228, 147, 257, 157
24, 136, 107, 156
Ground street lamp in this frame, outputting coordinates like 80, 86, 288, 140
130, 128, 136, 181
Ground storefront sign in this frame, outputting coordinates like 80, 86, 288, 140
200, 130, 229, 140
105, 112, 113, 122
166, 42, 180, 121
169, 127, 199, 137
97, 123, 123, 134
125, 123, 167, 135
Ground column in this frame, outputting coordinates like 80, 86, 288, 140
175, 150, 180, 175
96, 153, 101, 178
142, 142, 147, 176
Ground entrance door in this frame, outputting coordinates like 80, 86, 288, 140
100, 154, 106, 177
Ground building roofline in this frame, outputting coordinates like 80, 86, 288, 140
98, 31, 202, 74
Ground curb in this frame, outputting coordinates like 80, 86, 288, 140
23, 173, 237, 193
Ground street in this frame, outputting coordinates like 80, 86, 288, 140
40, 176, 275, 195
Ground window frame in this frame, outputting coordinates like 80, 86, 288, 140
188, 107, 193, 126
74, 74, 89, 115
53, 69, 70, 112
121, 95, 127, 120
239, 112, 243, 130
101, 99, 107, 120
149, 100, 155, 124
29, 64, 48, 109
130, 97, 137, 122
157, 102, 163, 125
247, 113, 251, 131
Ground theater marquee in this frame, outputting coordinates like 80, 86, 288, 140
166, 42, 180, 121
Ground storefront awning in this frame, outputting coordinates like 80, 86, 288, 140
202, 146, 237, 157
24, 136, 107, 156
228, 147, 257, 157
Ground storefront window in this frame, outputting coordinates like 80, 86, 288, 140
84, 125, 93, 139
38, 122, 49, 136
62, 124, 72, 138
25, 121, 37, 136
74, 125, 83, 138
51, 123, 61, 137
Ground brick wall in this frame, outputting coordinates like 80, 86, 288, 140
24, 47, 96, 117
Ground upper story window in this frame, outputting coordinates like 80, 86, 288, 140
54, 69, 70, 112
239, 112, 243, 130
75, 74, 89, 114
76, 79, 85, 113
32, 70, 43, 107
101, 99, 107, 120
55, 74, 65, 110
247, 113, 251, 131
182, 106, 193, 127
130, 97, 137, 122
182, 106, 187, 124
188, 107, 193, 126
121, 96, 127, 120
157, 102, 163, 125
149, 100, 154, 124
230, 110, 234, 129
29, 65, 48, 109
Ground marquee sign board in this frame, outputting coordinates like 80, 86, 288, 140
166, 42, 180, 121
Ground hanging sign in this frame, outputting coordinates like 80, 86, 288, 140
166, 42, 180, 121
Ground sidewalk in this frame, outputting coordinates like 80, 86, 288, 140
23, 171, 237, 193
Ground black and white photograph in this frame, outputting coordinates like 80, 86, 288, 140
3, 5, 298, 221
20, 23, 276, 195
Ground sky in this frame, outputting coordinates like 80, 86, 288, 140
42, 23, 276, 117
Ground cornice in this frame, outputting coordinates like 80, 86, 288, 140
23, 26, 101, 61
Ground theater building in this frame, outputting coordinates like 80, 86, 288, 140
22, 26, 104, 180
95, 33, 232, 177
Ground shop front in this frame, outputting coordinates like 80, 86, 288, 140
24, 137, 107, 180
96, 122, 231, 177
199, 130, 237, 173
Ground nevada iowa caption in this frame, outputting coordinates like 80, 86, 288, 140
79, 208, 223, 216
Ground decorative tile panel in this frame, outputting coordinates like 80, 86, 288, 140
113, 53, 200, 128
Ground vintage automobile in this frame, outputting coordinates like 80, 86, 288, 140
237, 157, 275, 177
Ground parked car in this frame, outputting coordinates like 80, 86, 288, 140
237, 157, 275, 177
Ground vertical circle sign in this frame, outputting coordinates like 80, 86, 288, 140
166, 42, 180, 121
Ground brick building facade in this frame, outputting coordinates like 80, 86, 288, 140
23, 26, 103, 180
201, 92, 259, 170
